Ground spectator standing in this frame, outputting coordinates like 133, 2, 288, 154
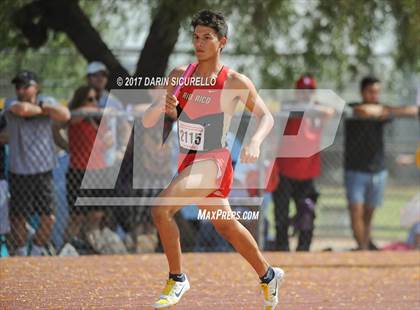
4, 70, 70, 256
344, 76, 418, 250
86, 62, 131, 239
271, 74, 334, 251
86, 61, 130, 166
62, 86, 112, 248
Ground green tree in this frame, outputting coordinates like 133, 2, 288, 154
0, 0, 418, 97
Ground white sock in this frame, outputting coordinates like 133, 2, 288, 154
16, 246, 27, 256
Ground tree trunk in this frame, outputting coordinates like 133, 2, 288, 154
135, 1, 200, 79
13, 0, 200, 89
14, 0, 128, 88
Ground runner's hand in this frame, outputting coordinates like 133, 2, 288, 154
165, 94, 178, 114
240, 140, 260, 163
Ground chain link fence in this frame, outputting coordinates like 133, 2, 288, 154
0, 97, 418, 256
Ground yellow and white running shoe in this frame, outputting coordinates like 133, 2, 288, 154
153, 275, 190, 308
260, 267, 285, 310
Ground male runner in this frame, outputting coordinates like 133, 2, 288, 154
143, 10, 284, 309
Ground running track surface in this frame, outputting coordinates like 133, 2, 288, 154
1, 252, 419, 309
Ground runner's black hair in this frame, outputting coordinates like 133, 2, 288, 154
191, 10, 228, 38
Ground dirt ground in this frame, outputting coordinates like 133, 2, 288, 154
1, 251, 419, 309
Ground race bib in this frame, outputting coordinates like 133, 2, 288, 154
178, 120, 205, 151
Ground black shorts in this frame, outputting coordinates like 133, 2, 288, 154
9, 171, 55, 218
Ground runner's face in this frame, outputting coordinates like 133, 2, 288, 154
361, 83, 381, 104
192, 25, 226, 60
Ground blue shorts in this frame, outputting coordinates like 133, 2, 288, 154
345, 170, 387, 208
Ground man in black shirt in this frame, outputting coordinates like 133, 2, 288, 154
344, 76, 418, 250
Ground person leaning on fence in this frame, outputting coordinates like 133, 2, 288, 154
4, 70, 70, 256
270, 74, 335, 251
86, 61, 132, 239
86, 61, 130, 165
54, 85, 114, 252
344, 76, 419, 251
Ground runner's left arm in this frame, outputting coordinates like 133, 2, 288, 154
233, 73, 274, 163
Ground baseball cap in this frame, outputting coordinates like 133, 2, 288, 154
295, 75, 317, 89
87, 61, 108, 75
11, 70, 39, 86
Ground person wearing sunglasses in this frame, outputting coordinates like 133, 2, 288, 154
58, 85, 114, 250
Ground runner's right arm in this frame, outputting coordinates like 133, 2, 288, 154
142, 67, 185, 128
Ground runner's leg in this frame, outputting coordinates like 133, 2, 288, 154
152, 159, 219, 274
198, 203, 269, 277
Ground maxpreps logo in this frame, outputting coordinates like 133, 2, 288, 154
197, 209, 260, 221
74, 88, 345, 207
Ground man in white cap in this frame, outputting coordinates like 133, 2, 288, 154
85, 62, 131, 241
86, 61, 130, 166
